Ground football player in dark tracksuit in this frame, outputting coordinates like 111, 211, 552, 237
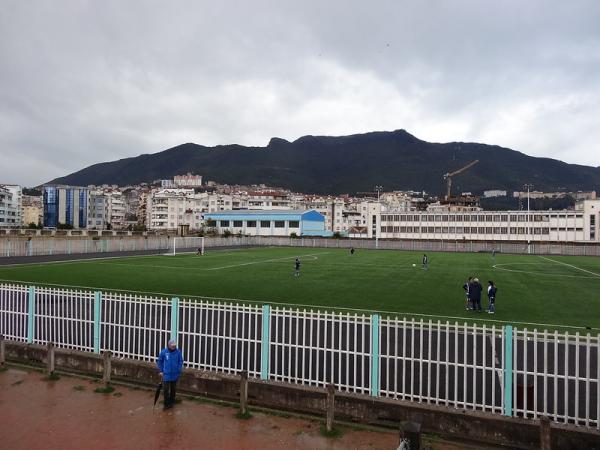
470, 278, 483, 312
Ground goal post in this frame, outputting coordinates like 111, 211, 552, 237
171, 236, 205, 255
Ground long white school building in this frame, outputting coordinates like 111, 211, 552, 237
373, 199, 600, 243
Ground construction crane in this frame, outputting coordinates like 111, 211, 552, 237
443, 160, 479, 199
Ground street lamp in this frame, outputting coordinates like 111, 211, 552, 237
374, 185, 383, 248
523, 183, 533, 253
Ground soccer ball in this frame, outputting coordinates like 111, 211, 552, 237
412, 263, 416, 267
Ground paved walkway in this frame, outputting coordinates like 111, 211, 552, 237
0, 366, 488, 450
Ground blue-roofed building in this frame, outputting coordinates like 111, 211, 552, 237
203, 209, 330, 237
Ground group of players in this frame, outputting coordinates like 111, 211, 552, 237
463, 277, 497, 314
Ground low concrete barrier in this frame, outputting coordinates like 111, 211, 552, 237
3, 340, 599, 450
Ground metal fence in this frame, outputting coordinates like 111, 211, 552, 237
0, 282, 598, 429
2, 235, 600, 258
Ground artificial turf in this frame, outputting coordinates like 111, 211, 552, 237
0, 247, 599, 330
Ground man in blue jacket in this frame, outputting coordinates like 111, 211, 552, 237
157, 339, 184, 410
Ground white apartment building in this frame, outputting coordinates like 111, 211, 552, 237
483, 190, 507, 198
174, 173, 203, 187
0, 185, 22, 228
297, 196, 345, 232
105, 191, 126, 229
247, 191, 291, 210
375, 199, 600, 242
146, 189, 235, 231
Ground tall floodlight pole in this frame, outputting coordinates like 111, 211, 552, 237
523, 184, 534, 254
374, 185, 383, 248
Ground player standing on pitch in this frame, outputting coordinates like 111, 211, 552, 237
422, 254, 428, 270
294, 257, 301, 277
350, 247, 355, 255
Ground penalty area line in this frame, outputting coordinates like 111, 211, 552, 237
538, 256, 600, 279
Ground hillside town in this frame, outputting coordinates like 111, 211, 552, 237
1, 173, 598, 242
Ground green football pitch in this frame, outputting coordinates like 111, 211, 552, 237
1, 247, 599, 330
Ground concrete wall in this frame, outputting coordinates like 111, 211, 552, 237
4, 341, 599, 450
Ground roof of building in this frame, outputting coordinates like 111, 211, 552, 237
204, 209, 313, 216
203, 209, 325, 222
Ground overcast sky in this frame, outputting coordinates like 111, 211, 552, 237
1, 1, 599, 186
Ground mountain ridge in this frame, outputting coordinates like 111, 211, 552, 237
50, 129, 600, 195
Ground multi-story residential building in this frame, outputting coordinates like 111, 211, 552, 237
105, 190, 126, 229
247, 191, 291, 210
43, 186, 88, 229
174, 173, 203, 187
22, 194, 43, 227
296, 196, 343, 232
483, 190, 507, 198
146, 189, 241, 231
0, 185, 22, 228
376, 199, 600, 242
87, 191, 108, 229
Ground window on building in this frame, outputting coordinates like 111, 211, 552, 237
274, 221, 285, 228
289, 221, 300, 228
220, 220, 230, 227
233, 221, 243, 227
260, 221, 271, 228
247, 220, 257, 227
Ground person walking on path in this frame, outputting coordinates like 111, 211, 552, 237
470, 278, 483, 312
157, 339, 184, 410
463, 277, 473, 310
487, 281, 497, 314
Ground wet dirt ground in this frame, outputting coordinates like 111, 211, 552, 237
0, 366, 492, 450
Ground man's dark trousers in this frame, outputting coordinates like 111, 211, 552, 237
164, 381, 177, 408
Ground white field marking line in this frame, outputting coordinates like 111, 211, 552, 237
0, 253, 169, 268
0, 276, 595, 332
0, 248, 283, 268
101, 255, 322, 272
205, 252, 329, 271
538, 255, 600, 279
492, 263, 598, 280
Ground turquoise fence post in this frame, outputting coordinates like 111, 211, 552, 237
93, 292, 102, 353
370, 314, 380, 397
504, 325, 513, 416
261, 305, 271, 380
27, 286, 36, 343
170, 297, 179, 343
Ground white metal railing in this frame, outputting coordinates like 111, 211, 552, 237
269, 308, 372, 395
511, 328, 600, 427
101, 292, 171, 362
0, 283, 28, 341
33, 287, 94, 352
379, 318, 504, 415
0, 282, 597, 430
179, 299, 262, 377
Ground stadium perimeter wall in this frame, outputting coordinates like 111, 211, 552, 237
4, 234, 600, 258
4, 340, 599, 450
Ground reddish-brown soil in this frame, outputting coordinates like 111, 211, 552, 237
0, 366, 490, 450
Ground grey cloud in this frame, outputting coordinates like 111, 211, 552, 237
0, 0, 599, 186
